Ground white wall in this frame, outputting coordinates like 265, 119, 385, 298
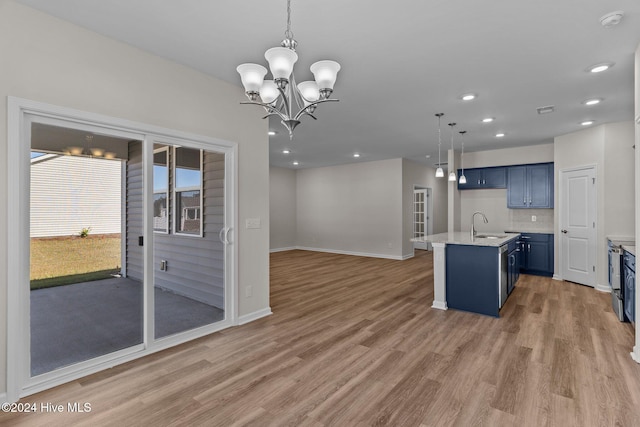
459, 144, 555, 234
0, 0, 270, 394
30, 155, 122, 238
269, 167, 297, 251
402, 159, 448, 256
296, 159, 404, 259
634, 42, 640, 363
554, 122, 635, 290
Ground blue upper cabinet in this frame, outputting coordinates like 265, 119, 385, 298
507, 163, 554, 208
458, 166, 506, 190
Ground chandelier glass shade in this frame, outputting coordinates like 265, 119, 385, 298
236, 0, 340, 138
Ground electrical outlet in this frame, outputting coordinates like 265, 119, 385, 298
531, 215, 537, 222
245, 285, 253, 298
245, 218, 261, 229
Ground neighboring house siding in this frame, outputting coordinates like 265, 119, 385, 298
126, 142, 225, 308
30, 154, 122, 238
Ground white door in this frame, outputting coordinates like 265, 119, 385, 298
413, 189, 428, 250
560, 166, 596, 286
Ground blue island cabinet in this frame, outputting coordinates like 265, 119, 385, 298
446, 245, 500, 317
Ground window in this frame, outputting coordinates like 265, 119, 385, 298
173, 147, 203, 236
153, 146, 169, 233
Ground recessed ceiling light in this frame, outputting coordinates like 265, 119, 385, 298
496, 133, 505, 138
581, 120, 594, 126
583, 98, 602, 106
586, 63, 614, 73
482, 117, 494, 123
353, 153, 360, 158
268, 130, 277, 136
292, 161, 299, 166
425, 155, 431, 159
460, 93, 477, 101
282, 149, 291, 154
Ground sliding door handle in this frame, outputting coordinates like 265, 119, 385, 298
219, 227, 232, 244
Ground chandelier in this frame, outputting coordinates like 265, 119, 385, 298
236, 0, 341, 139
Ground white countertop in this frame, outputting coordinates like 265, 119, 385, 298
505, 229, 554, 234
412, 232, 521, 247
623, 245, 636, 256
608, 236, 635, 246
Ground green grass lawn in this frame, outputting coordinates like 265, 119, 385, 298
30, 234, 121, 290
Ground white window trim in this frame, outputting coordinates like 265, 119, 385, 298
172, 147, 204, 238
153, 146, 170, 234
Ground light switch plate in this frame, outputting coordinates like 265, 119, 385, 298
531, 215, 537, 222
246, 218, 261, 229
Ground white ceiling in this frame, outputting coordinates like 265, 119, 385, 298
16, 0, 640, 169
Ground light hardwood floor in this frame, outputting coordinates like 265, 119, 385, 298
3, 249, 640, 426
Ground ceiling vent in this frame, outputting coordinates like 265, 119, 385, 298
537, 105, 555, 115
600, 11, 624, 28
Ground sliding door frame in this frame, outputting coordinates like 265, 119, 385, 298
7, 96, 238, 401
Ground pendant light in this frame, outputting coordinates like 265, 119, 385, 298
435, 113, 444, 178
459, 130, 467, 184
448, 122, 457, 181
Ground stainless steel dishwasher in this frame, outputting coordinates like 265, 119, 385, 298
498, 244, 508, 308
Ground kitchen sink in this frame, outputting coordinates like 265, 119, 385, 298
474, 234, 506, 239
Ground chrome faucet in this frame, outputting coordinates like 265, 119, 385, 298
471, 211, 488, 238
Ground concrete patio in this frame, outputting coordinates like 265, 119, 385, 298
30, 277, 224, 376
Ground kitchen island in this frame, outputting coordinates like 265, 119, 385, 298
412, 232, 520, 317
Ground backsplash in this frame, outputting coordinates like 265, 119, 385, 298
507, 209, 554, 233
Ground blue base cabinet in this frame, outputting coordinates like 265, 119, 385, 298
519, 233, 554, 276
446, 245, 500, 317
624, 251, 635, 323
507, 163, 554, 208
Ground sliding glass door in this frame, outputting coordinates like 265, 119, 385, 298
10, 102, 236, 397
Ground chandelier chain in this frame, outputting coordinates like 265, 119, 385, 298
285, 0, 294, 40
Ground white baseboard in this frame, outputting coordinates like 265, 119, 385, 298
269, 247, 297, 253
432, 301, 448, 310
595, 283, 611, 293
0, 392, 8, 404
296, 246, 408, 261
552, 274, 562, 281
631, 346, 640, 364
237, 307, 272, 325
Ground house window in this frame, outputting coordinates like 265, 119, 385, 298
153, 147, 169, 233
173, 147, 203, 236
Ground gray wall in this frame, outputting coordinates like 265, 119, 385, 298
0, 0, 270, 394
269, 159, 449, 259
295, 159, 404, 259
269, 167, 297, 251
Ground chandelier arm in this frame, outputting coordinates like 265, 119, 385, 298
240, 101, 289, 122
293, 99, 339, 121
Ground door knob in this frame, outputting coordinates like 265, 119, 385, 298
561, 229, 568, 234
